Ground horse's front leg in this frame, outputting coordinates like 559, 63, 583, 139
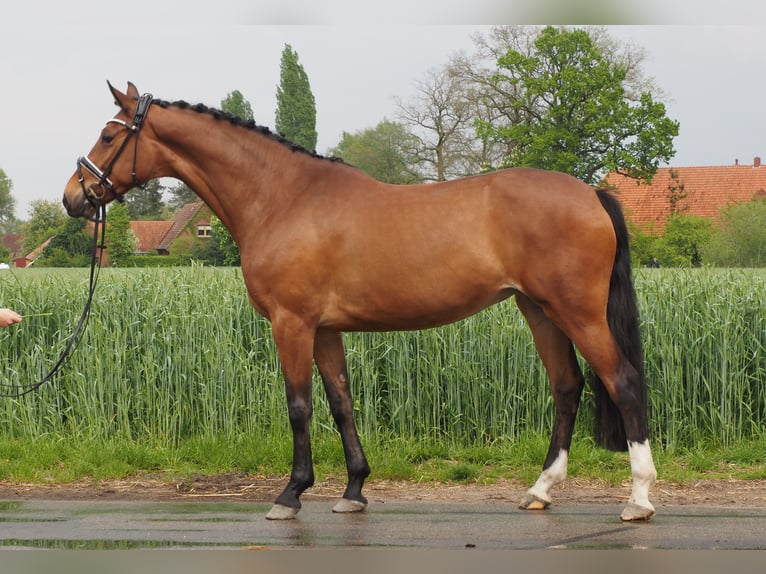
265, 314, 316, 520
314, 329, 370, 513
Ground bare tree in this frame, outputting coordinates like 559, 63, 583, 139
395, 57, 520, 180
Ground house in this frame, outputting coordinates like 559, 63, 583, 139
603, 157, 766, 233
130, 220, 174, 255
13, 238, 52, 268
154, 200, 210, 255
86, 200, 213, 264
127, 200, 213, 258
4, 200, 215, 268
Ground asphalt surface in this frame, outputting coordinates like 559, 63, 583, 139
0, 498, 764, 550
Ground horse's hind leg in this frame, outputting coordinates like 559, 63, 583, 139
515, 294, 586, 510
565, 321, 657, 521
314, 328, 371, 513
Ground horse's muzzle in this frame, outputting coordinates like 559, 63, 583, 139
62, 189, 95, 219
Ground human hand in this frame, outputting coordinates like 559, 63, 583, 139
0, 308, 22, 328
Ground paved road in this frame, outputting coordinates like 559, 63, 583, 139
0, 498, 764, 550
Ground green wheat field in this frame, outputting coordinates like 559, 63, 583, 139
0, 266, 763, 484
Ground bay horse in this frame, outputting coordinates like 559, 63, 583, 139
63, 82, 656, 522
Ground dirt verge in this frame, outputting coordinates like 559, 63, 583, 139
2, 474, 765, 507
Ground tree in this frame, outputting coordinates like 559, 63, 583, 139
666, 168, 688, 215
216, 89, 256, 264
37, 217, 92, 267
221, 89, 254, 121
627, 219, 659, 268
105, 202, 137, 265
0, 168, 17, 233
394, 66, 478, 181
703, 197, 766, 267
125, 179, 165, 220
275, 44, 317, 151
211, 215, 240, 266
166, 179, 198, 211
330, 120, 424, 184
21, 200, 67, 254
654, 213, 712, 267
473, 26, 678, 184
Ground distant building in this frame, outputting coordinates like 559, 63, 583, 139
7, 200, 214, 267
604, 157, 766, 233
14, 238, 52, 268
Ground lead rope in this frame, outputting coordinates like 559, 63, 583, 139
0, 204, 107, 398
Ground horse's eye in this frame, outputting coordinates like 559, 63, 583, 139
101, 134, 114, 144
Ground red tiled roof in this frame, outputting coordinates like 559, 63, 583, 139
157, 201, 203, 251
130, 220, 174, 254
24, 237, 52, 261
603, 157, 766, 232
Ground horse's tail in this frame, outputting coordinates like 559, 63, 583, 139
590, 188, 647, 452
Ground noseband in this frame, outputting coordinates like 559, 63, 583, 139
77, 92, 153, 210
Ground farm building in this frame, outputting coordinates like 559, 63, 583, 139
603, 156, 766, 233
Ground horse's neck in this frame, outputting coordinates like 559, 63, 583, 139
154, 108, 301, 237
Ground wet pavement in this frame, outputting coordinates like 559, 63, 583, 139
0, 498, 764, 550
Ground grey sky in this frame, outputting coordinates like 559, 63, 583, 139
3, 2, 766, 219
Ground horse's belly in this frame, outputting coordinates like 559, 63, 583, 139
322, 286, 516, 332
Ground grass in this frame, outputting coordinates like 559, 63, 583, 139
2, 433, 766, 489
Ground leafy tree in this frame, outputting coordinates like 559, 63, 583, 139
166, 179, 198, 211
189, 228, 224, 265
275, 44, 317, 151
211, 215, 240, 266
125, 179, 165, 220
37, 217, 92, 267
703, 197, 766, 267
475, 26, 678, 184
21, 200, 67, 254
330, 120, 424, 184
221, 90, 254, 121
627, 219, 659, 268
105, 202, 137, 265
215, 89, 256, 263
0, 168, 17, 233
654, 213, 712, 267
450, 26, 663, 176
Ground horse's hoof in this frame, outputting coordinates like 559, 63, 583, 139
332, 498, 367, 514
265, 504, 300, 520
519, 493, 551, 511
620, 502, 655, 522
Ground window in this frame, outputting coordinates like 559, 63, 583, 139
197, 224, 212, 238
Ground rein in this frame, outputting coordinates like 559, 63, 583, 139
0, 93, 153, 399
0, 205, 106, 398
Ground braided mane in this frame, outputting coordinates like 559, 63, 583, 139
151, 99, 345, 164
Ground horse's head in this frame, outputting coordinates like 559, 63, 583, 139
63, 81, 154, 219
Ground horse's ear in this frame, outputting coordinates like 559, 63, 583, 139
126, 81, 140, 98
107, 81, 134, 113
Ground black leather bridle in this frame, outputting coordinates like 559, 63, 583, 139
0, 93, 154, 398
76, 92, 153, 210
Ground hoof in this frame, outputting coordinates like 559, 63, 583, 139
265, 503, 300, 520
332, 498, 368, 514
519, 493, 551, 511
620, 502, 655, 522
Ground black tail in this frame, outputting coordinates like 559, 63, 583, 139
591, 188, 647, 452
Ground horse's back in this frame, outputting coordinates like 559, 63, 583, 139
281, 167, 617, 331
